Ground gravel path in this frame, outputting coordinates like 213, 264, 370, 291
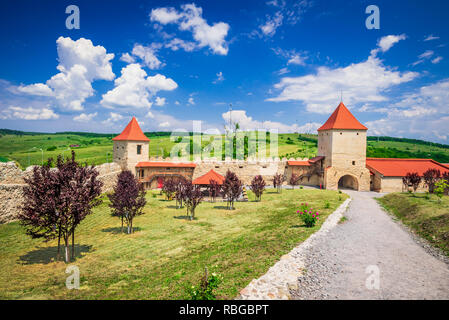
291, 190, 449, 300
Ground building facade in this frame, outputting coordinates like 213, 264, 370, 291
112, 103, 449, 192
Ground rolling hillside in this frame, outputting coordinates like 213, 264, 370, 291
1, 128, 448, 169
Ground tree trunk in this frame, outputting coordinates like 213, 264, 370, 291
57, 226, 61, 260
64, 236, 70, 263
71, 229, 75, 260
121, 216, 124, 233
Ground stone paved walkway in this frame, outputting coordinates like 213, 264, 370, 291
240, 191, 449, 300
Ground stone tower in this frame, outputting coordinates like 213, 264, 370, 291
317, 102, 370, 191
112, 117, 150, 172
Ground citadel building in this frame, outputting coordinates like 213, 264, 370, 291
112, 102, 449, 192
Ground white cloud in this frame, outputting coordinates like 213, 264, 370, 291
131, 44, 164, 70
418, 50, 434, 59
102, 112, 124, 125
73, 112, 97, 122
432, 56, 443, 64
222, 109, 320, 133
159, 121, 170, 128
424, 34, 439, 41
16, 83, 53, 97
366, 79, 449, 142
175, 100, 180, 105
277, 67, 289, 75
273, 48, 307, 66
100, 63, 177, 109
155, 96, 166, 106
0, 106, 59, 120
260, 11, 283, 37
212, 71, 224, 84
120, 53, 136, 64
15, 37, 115, 111
150, 3, 230, 55
188, 97, 195, 105
164, 38, 196, 52
267, 53, 418, 113
375, 34, 407, 53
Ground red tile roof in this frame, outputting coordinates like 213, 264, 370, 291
136, 162, 196, 168
308, 156, 324, 163
112, 117, 150, 142
193, 169, 225, 185
287, 161, 311, 166
318, 102, 368, 131
366, 158, 449, 177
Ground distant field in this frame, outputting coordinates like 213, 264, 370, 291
0, 129, 448, 169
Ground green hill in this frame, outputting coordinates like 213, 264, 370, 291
1, 129, 448, 169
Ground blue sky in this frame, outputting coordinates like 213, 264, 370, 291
0, 0, 448, 142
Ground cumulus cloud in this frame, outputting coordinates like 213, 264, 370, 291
131, 44, 164, 70
15, 37, 115, 111
188, 97, 195, 105
272, 48, 307, 66
268, 37, 418, 113
73, 112, 97, 122
100, 63, 177, 109
150, 3, 230, 55
374, 34, 407, 54
102, 112, 124, 125
365, 79, 449, 142
222, 109, 321, 133
120, 53, 136, 64
0, 106, 59, 120
155, 96, 166, 106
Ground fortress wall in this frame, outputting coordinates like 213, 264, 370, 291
0, 162, 121, 224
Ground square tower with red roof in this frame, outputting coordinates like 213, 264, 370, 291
317, 102, 371, 191
112, 117, 150, 172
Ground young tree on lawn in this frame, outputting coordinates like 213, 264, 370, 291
273, 173, 284, 193
250, 175, 266, 201
162, 178, 176, 200
108, 170, 146, 234
184, 181, 204, 220
208, 179, 221, 202
290, 173, 300, 189
222, 170, 243, 210
423, 168, 441, 193
443, 172, 449, 195
175, 178, 187, 208
434, 179, 449, 203
402, 172, 421, 192
19, 151, 103, 263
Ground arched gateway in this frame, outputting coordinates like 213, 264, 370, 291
338, 175, 359, 190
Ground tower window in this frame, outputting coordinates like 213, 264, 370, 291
357, 133, 359, 135
352, 161, 356, 165
340, 132, 342, 135
137, 145, 142, 155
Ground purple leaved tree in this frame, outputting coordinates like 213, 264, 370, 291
19, 151, 103, 263
108, 170, 147, 234
250, 175, 266, 201
222, 170, 243, 210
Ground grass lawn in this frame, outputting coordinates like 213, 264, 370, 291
0, 188, 347, 300
377, 193, 449, 256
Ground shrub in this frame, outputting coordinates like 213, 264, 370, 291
186, 268, 222, 300
46, 146, 57, 151
297, 203, 319, 227
324, 200, 330, 209
250, 175, 266, 201
208, 179, 221, 202
184, 181, 204, 220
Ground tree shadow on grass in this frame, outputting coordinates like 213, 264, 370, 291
173, 215, 197, 221
101, 227, 142, 234
167, 205, 183, 209
19, 244, 92, 265
213, 205, 235, 210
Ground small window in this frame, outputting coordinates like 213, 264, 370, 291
352, 161, 355, 165
340, 132, 342, 135
239, 165, 244, 168
357, 132, 359, 135
137, 145, 142, 155
215, 166, 220, 168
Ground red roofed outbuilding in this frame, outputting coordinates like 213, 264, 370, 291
193, 169, 225, 185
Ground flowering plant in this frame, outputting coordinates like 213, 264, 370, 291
297, 202, 319, 227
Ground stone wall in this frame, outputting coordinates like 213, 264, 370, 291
0, 162, 121, 224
